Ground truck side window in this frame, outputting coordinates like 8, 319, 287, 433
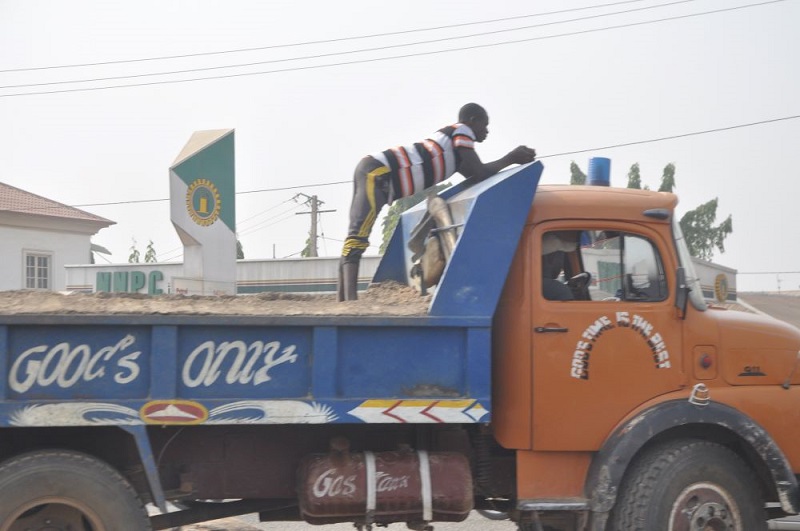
541, 232, 576, 301
540, 230, 667, 302
541, 231, 583, 301
580, 230, 667, 302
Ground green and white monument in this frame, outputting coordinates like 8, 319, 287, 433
170, 129, 236, 295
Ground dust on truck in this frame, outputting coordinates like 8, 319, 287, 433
2, 161, 800, 531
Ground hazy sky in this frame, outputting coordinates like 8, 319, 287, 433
1, 0, 797, 292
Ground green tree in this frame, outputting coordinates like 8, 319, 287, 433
301, 236, 313, 258
379, 183, 451, 254
679, 198, 733, 261
655, 163, 730, 260
128, 238, 140, 263
626, 163, 642, 189
236, 239, 244, 259
659, 163, 676, 193
144, 240, 157, 263
569, 161, 586, 185
570, 161, 732, 260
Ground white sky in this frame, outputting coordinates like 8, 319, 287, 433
1, 0, 797, 292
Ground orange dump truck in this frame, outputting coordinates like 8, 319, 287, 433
1, 162, 799, 531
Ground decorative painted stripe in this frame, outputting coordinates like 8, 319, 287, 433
140, 400, 208, 424
347, 399, 489, 423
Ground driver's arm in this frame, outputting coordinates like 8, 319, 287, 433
457, 145, 536, 182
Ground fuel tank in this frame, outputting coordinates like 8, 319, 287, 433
298, 439, 473, 526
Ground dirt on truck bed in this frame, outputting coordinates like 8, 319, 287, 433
0, 282, 431, 317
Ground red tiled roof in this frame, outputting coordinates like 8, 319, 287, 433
0, 182, 114, 225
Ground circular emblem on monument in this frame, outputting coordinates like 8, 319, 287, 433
186, 179, 221, 227
714, 273, 729, 303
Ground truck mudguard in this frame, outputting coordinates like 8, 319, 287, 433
585, 399, 800, 516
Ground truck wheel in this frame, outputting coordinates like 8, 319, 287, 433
608, 439, 766, 531
0, 449, 151, 531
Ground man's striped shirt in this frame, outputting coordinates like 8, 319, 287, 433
371, 123, 476, 200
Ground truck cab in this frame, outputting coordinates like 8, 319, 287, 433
492, 182, 800, 530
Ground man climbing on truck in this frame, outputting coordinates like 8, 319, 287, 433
338, 102, 537, 301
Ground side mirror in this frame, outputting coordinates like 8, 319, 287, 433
675, 267, 689, 319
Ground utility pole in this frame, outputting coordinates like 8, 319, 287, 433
295, 194, 335, 257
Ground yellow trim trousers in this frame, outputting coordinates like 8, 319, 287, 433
339, 156, 392, 301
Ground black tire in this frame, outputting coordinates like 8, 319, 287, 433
608, 439, 767, 531
0, 449, 151, 531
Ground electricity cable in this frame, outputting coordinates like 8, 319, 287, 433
65, 113, 800, 209
0, 0, 699, 90
0, 0, 785, 98
0, 0, 670, 73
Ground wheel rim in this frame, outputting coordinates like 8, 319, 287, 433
668, 481, 741, 531
2, 496, 106, 531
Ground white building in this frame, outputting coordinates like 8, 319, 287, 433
0, 182, 114, 291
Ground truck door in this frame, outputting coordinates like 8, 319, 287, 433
530, 223, 686, 451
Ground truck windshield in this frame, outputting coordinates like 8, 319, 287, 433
672, 218, 707, 312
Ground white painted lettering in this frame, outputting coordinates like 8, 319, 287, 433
182, 340, 299, 388
376, 471, 410, 492
9, 335, 142, 393
312, 468, 357, 498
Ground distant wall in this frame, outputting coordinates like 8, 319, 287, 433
693, 257, 737, 303
0, 226, 90, 292
65, 256, 382, 295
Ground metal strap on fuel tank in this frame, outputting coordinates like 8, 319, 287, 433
365, 451, 377, 521
418, 450, 433, 521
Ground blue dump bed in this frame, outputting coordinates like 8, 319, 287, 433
0, 163, 542, 430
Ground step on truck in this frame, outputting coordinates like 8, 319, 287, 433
1, 161, 800, 531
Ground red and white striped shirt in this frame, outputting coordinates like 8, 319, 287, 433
371, 123, 476, 200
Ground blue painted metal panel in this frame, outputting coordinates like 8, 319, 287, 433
337, 326, 469, 398
430, 162, 542, 316
374, 162, 541, 318
6, 326, 151, 400
176, 326, 312, 399
465, 327, 492, 403
0, 319, 494, 425
372, 217, 408, 285
150, 326, 178, 399
311, 327, 338, 398
0, 326, 7, 400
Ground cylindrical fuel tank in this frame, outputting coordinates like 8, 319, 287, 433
298, 445, 473, 525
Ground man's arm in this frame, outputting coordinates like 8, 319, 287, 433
457, 145, 536, 181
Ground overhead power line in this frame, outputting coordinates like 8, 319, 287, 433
0, 0, 786, 98
0, 0, 672, 73
71, 180, 350, 208
538, 114, 800, 159
66, 113, 800, 210
0, 0, 698, 90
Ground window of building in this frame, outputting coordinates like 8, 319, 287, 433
541, 230, 667, 302
24, 252, 52, 290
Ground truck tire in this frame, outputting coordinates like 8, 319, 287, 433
608, 439, 767, 531
0, 449, 151, 531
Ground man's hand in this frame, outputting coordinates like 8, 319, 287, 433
508, 145, 536, 165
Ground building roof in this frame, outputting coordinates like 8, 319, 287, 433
0, 182, 113, 225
